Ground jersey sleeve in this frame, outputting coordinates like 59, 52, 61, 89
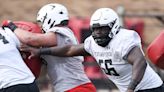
121, 31, 142, 60
4, 27, 21, 47
84, 36, 92, 54
47, 27, 78, 45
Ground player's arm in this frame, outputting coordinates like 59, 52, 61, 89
14, 28, 57, 47
126, 46, 147, 92
44, 44, 90, 56
20, 44, 90, 59
2, 21, 57, 47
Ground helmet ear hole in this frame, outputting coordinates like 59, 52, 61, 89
59, 11, 63, 14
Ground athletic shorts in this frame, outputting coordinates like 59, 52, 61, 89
65, 82, 96, 92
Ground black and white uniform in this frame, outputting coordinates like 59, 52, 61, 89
84, 28, 163, 92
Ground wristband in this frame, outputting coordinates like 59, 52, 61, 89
8, 22, 17, 32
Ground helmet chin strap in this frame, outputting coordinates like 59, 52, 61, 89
108, 31, 113, 39
96, 26, 120, 47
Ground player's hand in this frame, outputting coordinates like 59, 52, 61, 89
2, 20, 17, 32
19, 44, 40, 59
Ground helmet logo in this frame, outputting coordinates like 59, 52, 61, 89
48, 19, 51, 24
43, 13, 47, 24
50, 5, 56, 10
50, 21, 55, 29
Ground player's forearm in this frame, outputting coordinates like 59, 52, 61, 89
128, 58, 147, 90
39, 44, 89, 57
14, 28, 40, 46
39, 45, 74, 57
2, 21, 56, 47
14, 29, 57, 47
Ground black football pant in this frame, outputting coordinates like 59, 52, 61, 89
137, 83, 164, 92
0, 81, 39, 92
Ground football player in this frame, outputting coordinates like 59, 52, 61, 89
3, 3, 96, 92
0, 25, 39, 92
20, 8, 164, 92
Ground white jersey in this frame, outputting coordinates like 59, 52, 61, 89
84, 28, 163, 92
0, 28, 35, 89
41, 27, 91, 92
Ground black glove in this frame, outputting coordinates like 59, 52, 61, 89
2, 20, 17, 32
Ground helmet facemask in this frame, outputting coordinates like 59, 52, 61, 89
91, 26, 112, 47
108, 18, 117, 38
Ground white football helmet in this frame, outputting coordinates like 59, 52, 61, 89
37, 3, 69, 32
90, 8, 120, 38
